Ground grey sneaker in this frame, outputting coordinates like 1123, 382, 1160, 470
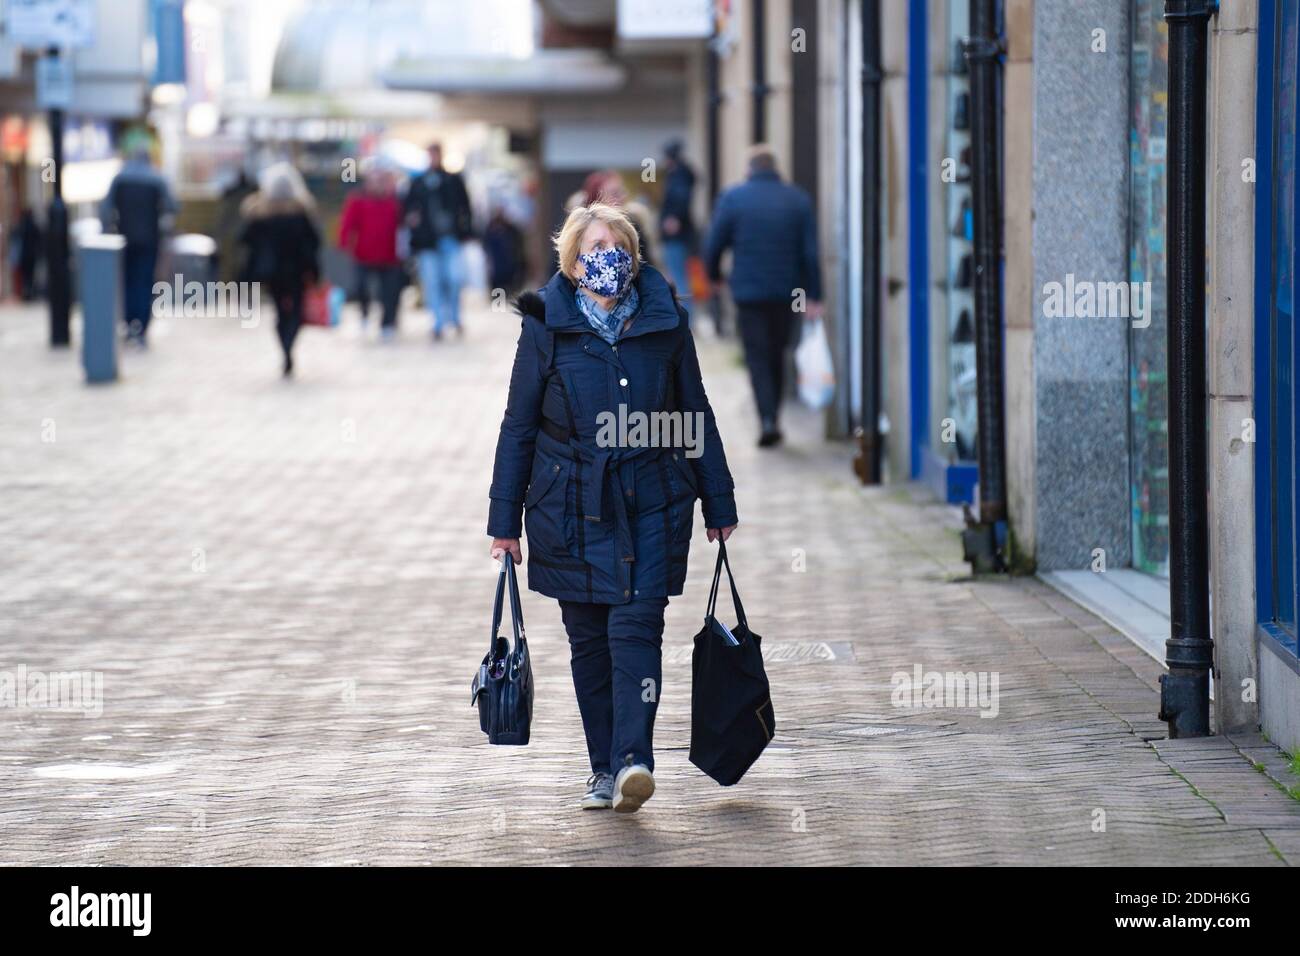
612, 763, 655, 813
581, 772, 614, 810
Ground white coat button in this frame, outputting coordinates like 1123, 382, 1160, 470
619, 377, 629, 387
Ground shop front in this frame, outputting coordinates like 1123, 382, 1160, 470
1256, 0, 1300, 749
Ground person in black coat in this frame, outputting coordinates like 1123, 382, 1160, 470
487, 202, 738, 814
239, 163, 321, 377
658, 140, 697, 301
403, 143, 473, 339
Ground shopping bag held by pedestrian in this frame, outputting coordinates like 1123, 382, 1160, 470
795, 315, 836, 409
687, 255, 712, 302
689, 540, 775, 785
302, 282, 337, 327
471, 554, 534, 745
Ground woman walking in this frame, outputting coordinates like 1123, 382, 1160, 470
487, 203, 738, 813
239, 163, 321, 377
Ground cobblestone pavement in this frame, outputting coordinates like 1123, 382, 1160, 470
2, 294, 1299, 866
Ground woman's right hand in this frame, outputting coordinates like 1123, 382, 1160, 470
491, 538, 522, 564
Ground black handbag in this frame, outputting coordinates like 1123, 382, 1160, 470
470, 556, 534, 745
689, 541, 775, 786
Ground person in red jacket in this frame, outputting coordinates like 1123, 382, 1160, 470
338, 165, 404, 339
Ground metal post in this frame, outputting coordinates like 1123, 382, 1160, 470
78, 235, 123, 384
855, 0, 884, 484
1159, 0, 1216, 738
707, 27, 724, 336
959, 0, 1008, 572
46, 48, 70, 348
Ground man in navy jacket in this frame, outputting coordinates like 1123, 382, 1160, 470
704, 144, 822, 447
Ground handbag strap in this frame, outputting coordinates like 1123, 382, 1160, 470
489, 555, 525, 651
504, 555, 526, 646
489, 556, 509, 652
705, 540, 748, 629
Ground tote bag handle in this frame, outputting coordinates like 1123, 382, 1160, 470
705, 539, 748, 630
489, 555, 525, 653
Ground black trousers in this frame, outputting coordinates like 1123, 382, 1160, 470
123, 242, 159, 333
559, 597, 669, 775
736, 299, 798, 426
354, 262, 403, 329
271, 283, 304, 363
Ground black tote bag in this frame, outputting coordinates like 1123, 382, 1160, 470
689, 541, 775, 785
470, 556, 534, 745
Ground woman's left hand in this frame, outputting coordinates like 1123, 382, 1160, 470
707, 525, 737, 544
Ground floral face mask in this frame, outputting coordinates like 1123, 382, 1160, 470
577, 246, 634, 299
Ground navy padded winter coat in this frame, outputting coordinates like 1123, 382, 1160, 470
703, 168, 822, 304
487, 266, 738, 604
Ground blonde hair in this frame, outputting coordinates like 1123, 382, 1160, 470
553, 203, 641, 280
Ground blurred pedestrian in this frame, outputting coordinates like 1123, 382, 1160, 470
482, 206, 525, 297
239, 162, 321, 378
574, 170, 660, 269
403, 143, 472, 340
487, 202, 738, 814
10, 207, 42, 301
99, 138, 177, 348
217, 169, 257, 283
658, 140, 697, 301
338, 164, 403, 340
704, 144, 822, 448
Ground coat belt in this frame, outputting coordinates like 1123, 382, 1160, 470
537, 429, 658, 566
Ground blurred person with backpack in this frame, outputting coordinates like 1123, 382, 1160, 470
403, 143, 472, 341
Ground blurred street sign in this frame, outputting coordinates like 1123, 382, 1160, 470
150, 0, 186, 85
35, 52, 73, 109
616, 0, 712, 39
6, 0, 96, 50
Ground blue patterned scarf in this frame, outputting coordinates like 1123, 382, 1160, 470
575, 286, 639, 345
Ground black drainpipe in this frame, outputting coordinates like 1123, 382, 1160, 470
959, 0, 1008, 573
1158, 0, 1216, 738
707, 27, 721, 209
752, 0, 767, 143
707, 28, 724, 336
856, 0, 884, 484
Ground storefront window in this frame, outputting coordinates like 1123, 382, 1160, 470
941, 2, 976, 462
1128, 0, 1169, 577
1268, 0, 1298, 633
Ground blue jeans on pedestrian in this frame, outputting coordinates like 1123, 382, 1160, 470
559, 596, 669, 775
661, 238, 691, 316
415, 237, 463, 333
123, 242, 158, 336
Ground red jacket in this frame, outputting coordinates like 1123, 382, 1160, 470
337, 192, 401, 266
